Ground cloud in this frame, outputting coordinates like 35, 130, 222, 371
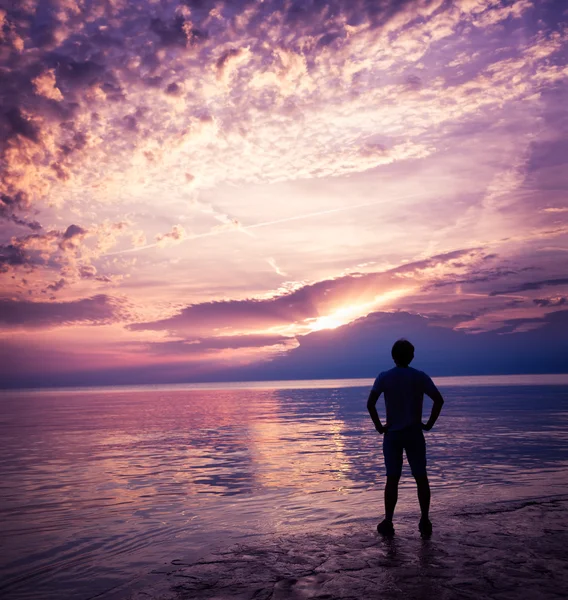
4, 308, 565, 388
148, 334, 294, 355
0, 295, 127, 328
0, 219, 133, 296
0, 191, 40, 231
490, 278, 568, 296
427, 266, 534, 289
2, 0, 561, 244
226, 308, 568, 380
128, 248, 500, 336
59, 224, 88, 251
266, 257, 286, 277
93, 221, 131, 254
0, 230, 60, 274
215, 47, 250, 83
129, 294, 311, 337
46, 278, 66, 292
0, 0, 566, 385
533, 297, 566, 308
32, 68, 64, 101
131, 230, 147, 248
155, 224, 188, 247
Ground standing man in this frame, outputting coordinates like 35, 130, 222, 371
367, 339, 444, 537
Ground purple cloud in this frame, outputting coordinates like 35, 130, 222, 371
0, 226, 83, 275
489, 279, 568, 296
0, 295, 127, 328
129, 248, 507, 336
533, 297, 566, 307
227, 309, 568, 381
2, 309, 566, 389
148, 334, 292, 356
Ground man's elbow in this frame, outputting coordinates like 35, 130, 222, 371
367, 391, 379, 410
434, 395, 445, 407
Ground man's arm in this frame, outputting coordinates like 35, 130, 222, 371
423, 385, 444, 431
367, 388, 387, 434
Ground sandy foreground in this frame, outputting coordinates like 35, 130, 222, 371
113, 496, 568, 600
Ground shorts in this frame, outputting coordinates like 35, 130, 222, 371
383, 423, 427, 478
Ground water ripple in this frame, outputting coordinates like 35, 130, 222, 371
0, 383, 567, 599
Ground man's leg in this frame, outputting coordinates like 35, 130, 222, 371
405, 427, 432, 536
379, 432, 402, 535
385, 475, 401, 521
414, 474, 430, 520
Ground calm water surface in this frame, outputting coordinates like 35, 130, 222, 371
1, 375, 567, 599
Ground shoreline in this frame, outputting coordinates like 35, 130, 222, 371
106, 494, 568, 600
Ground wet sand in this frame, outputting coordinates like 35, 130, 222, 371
118, 496, 568, 600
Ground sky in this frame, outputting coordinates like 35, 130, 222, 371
1, 0, 567, 388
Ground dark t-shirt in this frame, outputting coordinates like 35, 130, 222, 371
372, 366, 439, 431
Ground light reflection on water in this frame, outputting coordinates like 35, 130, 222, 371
0, 380, 567, 599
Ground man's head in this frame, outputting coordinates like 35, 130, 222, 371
391, 339, 414, 367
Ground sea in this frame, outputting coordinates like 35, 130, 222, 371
1, 374, 567, 599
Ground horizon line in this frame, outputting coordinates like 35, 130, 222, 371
2, 372, 568, 393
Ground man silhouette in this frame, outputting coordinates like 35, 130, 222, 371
367, 339, 444, 537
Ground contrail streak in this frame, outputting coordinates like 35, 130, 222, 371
245, 199, 390, 230
105, 193, 423, 256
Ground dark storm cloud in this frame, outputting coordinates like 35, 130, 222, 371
0, 294, 126, 328
489, 278, 568, 296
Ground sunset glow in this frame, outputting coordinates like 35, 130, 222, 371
308, 288, 417, 332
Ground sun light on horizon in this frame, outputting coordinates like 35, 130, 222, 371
307, 287, 418, 332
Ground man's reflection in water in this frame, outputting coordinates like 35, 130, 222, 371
374, 530, 442, 598
419, 536, 434, 570
418, 537, 445, 599
382, 535, 399, 562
